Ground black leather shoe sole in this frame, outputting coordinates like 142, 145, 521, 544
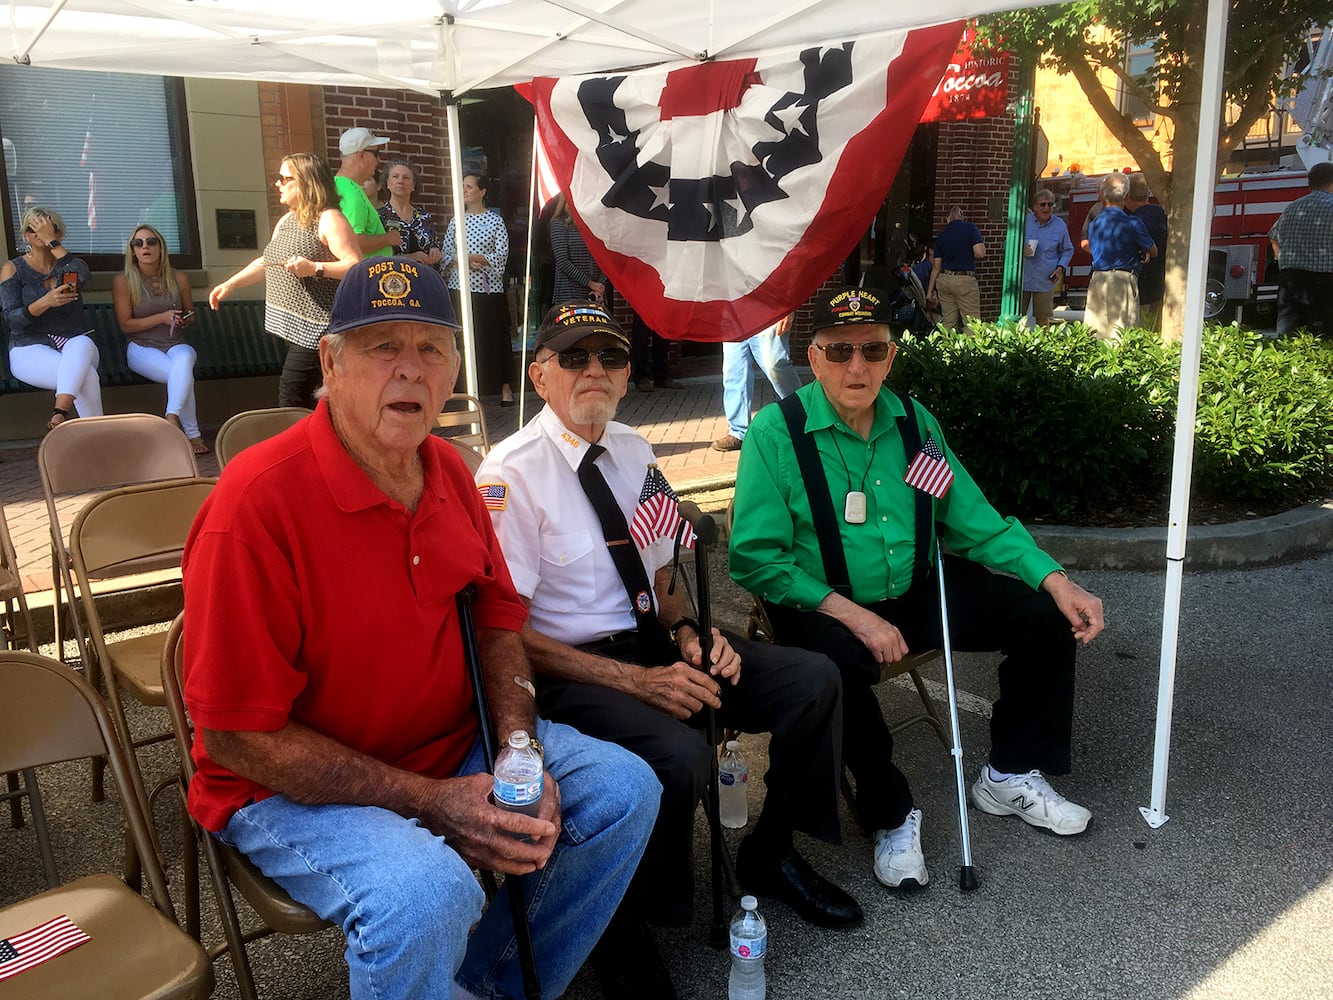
736, 842, 864, 928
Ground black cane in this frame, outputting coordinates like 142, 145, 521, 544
675, 501, 741, 950
456, 585, 542, 1000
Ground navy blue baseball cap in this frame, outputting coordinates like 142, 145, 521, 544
326, 256, 459, 337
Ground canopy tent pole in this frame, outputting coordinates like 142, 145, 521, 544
444, 95, 479, 398
12, 0, 68, 64
519, 122, 540, 426
1140, 0, 1230, 830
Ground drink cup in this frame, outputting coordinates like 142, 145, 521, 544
1026, 238, 1038, 257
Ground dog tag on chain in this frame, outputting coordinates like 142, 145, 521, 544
844, 491, 866, 524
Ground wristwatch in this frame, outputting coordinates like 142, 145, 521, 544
669, 616, 701, 645
47, 239, 62, 249
314, 262, 325, 278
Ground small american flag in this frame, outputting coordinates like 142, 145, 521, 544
477, 483, 508, 511
630, 465, 695, 550
0, 915, 91, 982
903, 432, 954, 498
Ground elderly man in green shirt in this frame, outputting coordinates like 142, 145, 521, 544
334, 127, 400, 259
730, 285, 1104, 891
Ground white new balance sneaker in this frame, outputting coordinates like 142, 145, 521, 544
873, 808, 929, 888
970, 767, 1092, 836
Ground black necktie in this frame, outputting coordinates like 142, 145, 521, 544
577, 443, 668, 657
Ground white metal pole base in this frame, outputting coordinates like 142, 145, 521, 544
1138, 806, 1170, 829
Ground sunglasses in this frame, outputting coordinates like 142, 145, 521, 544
130, 236, 161, 248
276, 174, 296, 185
1036, 201, 1055, 207
814, 341, 893, 364
549, 347, 631, 371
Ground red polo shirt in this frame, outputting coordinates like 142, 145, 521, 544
182, 401, 528, 832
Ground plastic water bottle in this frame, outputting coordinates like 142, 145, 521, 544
718, 739, 749, 829
493, 731, 543, 838
728, 895, 767, 1000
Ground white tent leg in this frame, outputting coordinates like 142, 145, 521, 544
1141, 0, 1231, 830
519, 123, 540, 427
446, 99, 479, 398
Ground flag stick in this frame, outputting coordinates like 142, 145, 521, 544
933, 551, 980, 891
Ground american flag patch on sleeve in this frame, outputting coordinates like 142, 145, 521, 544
477, 483, 508, 511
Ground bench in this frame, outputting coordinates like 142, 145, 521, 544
1, 300, 284, 394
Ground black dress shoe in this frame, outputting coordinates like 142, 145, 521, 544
588, 912, 678, 1000
736, 839, 863, 928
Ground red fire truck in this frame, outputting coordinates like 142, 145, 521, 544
1054, 167, 1310, 321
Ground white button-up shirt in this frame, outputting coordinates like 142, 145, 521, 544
477, 405, 674, 646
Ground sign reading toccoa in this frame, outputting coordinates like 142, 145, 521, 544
920, 29, 1012, 122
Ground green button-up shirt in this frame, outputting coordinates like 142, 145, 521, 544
730, 382, 1061, 610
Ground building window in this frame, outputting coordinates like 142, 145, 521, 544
0, 67, 199, 270
1120, 41, 1157, 130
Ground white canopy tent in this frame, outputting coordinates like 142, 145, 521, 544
5, 0, 1232, 829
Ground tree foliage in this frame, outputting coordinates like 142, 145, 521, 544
978, 0, 1333, 339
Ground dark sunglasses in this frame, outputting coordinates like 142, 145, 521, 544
550, 347, 631, 371
130, 236, 161, 248
814, 341, 893, 364
276, 174, 296, 185
1036, 201, 1055, 207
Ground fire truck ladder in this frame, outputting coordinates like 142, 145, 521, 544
1291, 25, 1333, 168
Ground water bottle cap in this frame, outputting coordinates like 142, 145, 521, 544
741, 895, 758, 911
725, 739, 740, 750
507, 730, 530, 749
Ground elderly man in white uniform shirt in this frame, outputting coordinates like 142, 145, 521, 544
476, 301, 856, 1000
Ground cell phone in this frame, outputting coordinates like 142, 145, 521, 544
178, 310, 194, 321
62, 272, 78, 291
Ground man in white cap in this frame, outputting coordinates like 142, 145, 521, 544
335, 126, 399, 258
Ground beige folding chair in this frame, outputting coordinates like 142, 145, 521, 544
1, 494, 50, 885
160, 615, 331, 1000
0, 649, 214, 999
68, 478, 215, 839
215, 407, 312, 468
447, 438, 484, 475
37, 414, 200, 681
436, 392, 491, 461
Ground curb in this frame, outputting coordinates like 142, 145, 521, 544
680, 477, 1333, 572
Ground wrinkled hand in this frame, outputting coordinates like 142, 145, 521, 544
678, 627, 741, 685
631, 661, 722, 719
846, 604, 909, 664
417, 772, 561, 875
1042, 572, 1105, 644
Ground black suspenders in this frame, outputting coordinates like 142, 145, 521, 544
779, 390, 933, 598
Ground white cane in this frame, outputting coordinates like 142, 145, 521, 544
934, 549, 980, 891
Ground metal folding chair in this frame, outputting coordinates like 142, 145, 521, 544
436, 392, 491, 461
214, 407, 312, 469
0, 649, 214, 999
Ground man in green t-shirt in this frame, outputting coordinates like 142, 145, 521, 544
335, 127, 399, 259
730, 285, 1105, 892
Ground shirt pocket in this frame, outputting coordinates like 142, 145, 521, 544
537, 529, 598, 611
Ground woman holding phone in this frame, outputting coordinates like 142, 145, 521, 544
112, 224, 206, 453
0, 206, 102, 429
209, 152, 361, 407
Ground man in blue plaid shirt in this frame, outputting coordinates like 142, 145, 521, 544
1268, 162, 1333, 338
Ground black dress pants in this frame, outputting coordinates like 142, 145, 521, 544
537, 630, 842, 926
277, 342, 322, 409
764, 555, 1076, 833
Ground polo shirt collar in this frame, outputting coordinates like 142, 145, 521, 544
803, 381, 905, 441
309, 398, 446, 513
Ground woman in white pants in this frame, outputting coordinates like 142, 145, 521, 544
1, 207, 103, 429
112, 225, 206, 453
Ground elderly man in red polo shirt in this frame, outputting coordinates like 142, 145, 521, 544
181, 257, 658, 1000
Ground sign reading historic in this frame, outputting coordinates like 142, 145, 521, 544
919, 27, 1012, 122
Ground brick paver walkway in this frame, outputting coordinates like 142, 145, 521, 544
0, 370, 795, 597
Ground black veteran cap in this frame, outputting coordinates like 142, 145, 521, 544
327, 256, 460, 337
811, 286, 893, 332
535, 301, 631, 353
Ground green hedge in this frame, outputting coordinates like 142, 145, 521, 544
886, 322, 1333, 519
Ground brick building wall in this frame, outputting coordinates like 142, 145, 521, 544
321, 87, 454, 219
933, 119, 1017, 321
258, 83, 325, 229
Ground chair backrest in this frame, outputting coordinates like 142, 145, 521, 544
0, 495, 37, 652
0, 649, 178, 916
215, 407, 313, 469
447, 438, 483, 475
69, 478, 215, 587
436, 393, 490, 458
38, 413, 200, 498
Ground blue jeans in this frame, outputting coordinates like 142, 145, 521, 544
219, 719, 659, 1000
721, 325, 802, 438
